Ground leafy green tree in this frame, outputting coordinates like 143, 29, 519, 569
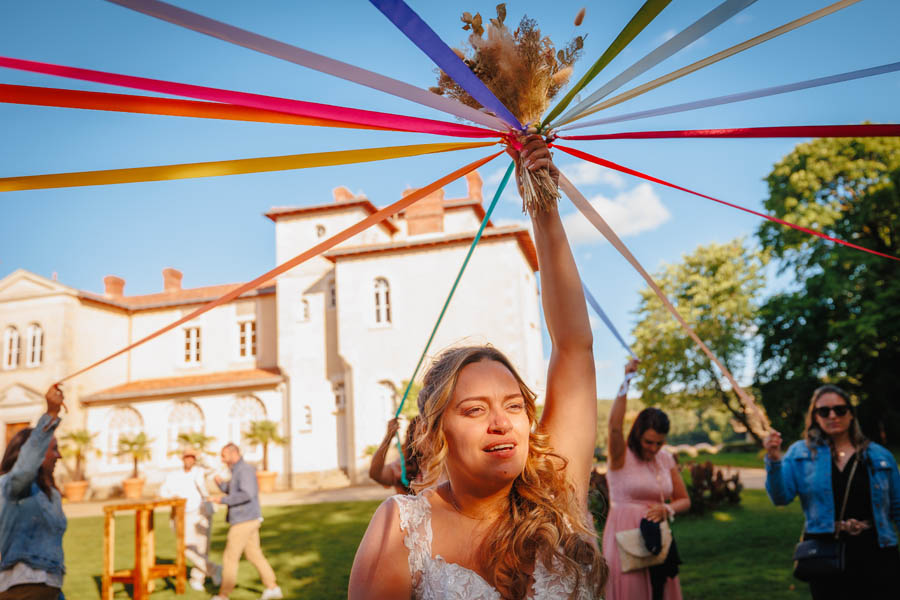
632, 239, 768, 443
116, 432, 153, 479
756, 135, 900, 442
245, 420, 287, 472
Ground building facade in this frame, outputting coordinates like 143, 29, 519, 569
0, 171, 543, 493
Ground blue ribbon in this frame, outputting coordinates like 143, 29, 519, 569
369, 0, 522, 131
582, 281, 637, 358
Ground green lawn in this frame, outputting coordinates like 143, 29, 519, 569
64, 491, 807, 599
679, 451, 765, 469
63, 501, 381, 600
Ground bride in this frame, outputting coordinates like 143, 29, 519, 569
349, 135, 607, 599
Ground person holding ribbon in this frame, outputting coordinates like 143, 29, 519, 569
0, 384, 67, 600
368, 417, 421, 495
349, 134, 607, 599
765, 384, 900, 598
603, 358, 689, 600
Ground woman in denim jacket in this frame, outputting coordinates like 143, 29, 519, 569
765, 384, 900, 599
0, 384, 66, 600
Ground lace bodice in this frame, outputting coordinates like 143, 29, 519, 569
394, 492, 593, 600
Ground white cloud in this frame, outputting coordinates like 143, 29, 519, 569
659, 29, 677, 43
484, 166, 509, 185
559, 162, 626, 189
561, 183, 670, 245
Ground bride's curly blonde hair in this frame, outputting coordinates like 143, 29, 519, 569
412, 345, 607, 599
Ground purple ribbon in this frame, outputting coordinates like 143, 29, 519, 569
369, 0, 522, 131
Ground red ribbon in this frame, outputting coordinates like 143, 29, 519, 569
559, 124, 900, 141
553, 144, 900, 262
0, 56, 499, 139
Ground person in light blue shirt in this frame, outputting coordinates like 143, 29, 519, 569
765, 384, 900, 599
0, 384, 66, 600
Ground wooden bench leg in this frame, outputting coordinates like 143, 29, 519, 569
174, 505, 186, 594
102, 511, 114, 600
134, 508, 150, 600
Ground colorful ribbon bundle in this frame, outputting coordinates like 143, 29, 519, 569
3, 0, 899, 439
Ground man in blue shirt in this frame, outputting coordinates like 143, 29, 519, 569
210, 443, 281, 600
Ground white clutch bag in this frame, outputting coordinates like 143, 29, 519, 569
615, 520, 672, 573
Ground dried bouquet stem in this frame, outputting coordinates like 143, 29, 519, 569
516, 156, 560, 215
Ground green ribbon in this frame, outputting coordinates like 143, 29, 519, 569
542, 0, 672, 128
396, 161, 516, 486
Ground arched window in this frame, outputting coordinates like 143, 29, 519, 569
228, 395, 267, 461
300, 298, 310, 322
167, 400, 204, 456
25, 324, 43, 368
374, 278, 391, 324
377, 381, 397, 421
2, 327, 20, 370
315, 224, 326, 238
107, 406, 144, 465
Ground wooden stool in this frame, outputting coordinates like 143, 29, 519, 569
101, 498, 187, 600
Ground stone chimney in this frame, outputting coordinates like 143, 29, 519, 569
332, 186, 355, 203
465, 170, 483, 202
103, 275, 125, 298
405, 187, 445, 236
162, 268, 183, 292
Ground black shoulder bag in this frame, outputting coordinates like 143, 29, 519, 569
792, 456, 858, 582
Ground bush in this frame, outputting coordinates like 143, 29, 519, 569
588, 469, 609, 533
685, 461, 743, 515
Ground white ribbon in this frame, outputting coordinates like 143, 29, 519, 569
104, 0, 508, 132
558, 0, 861, 128
559, 174, 769, 437
553, 0, 758, 127
560, 61, 900, 131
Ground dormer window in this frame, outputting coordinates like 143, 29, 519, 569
184, 327, 201, 364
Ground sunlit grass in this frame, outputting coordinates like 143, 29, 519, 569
64, 491, 806, 599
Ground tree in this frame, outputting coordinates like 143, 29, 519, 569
59, 429, 98, 482
632, 238, 768, 443
116, 432, 153, 479
756, 135, 900, 442
244, 420, 286, 472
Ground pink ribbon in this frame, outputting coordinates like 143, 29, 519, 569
0, 56, 499, 139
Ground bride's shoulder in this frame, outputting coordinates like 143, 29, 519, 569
349, 496, 413, 598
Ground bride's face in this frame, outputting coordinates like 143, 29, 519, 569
441, 360, 531, 487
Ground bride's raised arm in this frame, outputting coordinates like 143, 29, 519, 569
513, 136, 597, 502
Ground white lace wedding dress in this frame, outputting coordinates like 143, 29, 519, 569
395, 492, 595, 599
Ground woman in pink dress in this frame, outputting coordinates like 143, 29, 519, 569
603, 359, 691, 600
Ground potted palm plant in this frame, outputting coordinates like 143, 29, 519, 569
59, 429, 98, 502
116, 432, 153, 499
244, 420, 286, 493
173, 431, 217, 464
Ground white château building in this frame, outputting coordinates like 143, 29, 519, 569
0, 171, 543, 494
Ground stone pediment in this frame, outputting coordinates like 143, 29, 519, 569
0, 383, 44, 408
0, 269, 73, 302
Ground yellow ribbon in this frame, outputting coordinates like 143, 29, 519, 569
0, 141, 496, 191
555, 0, 860, 127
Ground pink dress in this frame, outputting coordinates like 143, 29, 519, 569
602, 448, 683, 600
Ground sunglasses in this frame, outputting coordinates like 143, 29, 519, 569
814, 405, 850, 418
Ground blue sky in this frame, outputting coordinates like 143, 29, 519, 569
1, 0, 898, 398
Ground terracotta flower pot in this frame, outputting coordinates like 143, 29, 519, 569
64, 480, 89, 502
256, 471, 277, 493
122, 477, 145, 499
